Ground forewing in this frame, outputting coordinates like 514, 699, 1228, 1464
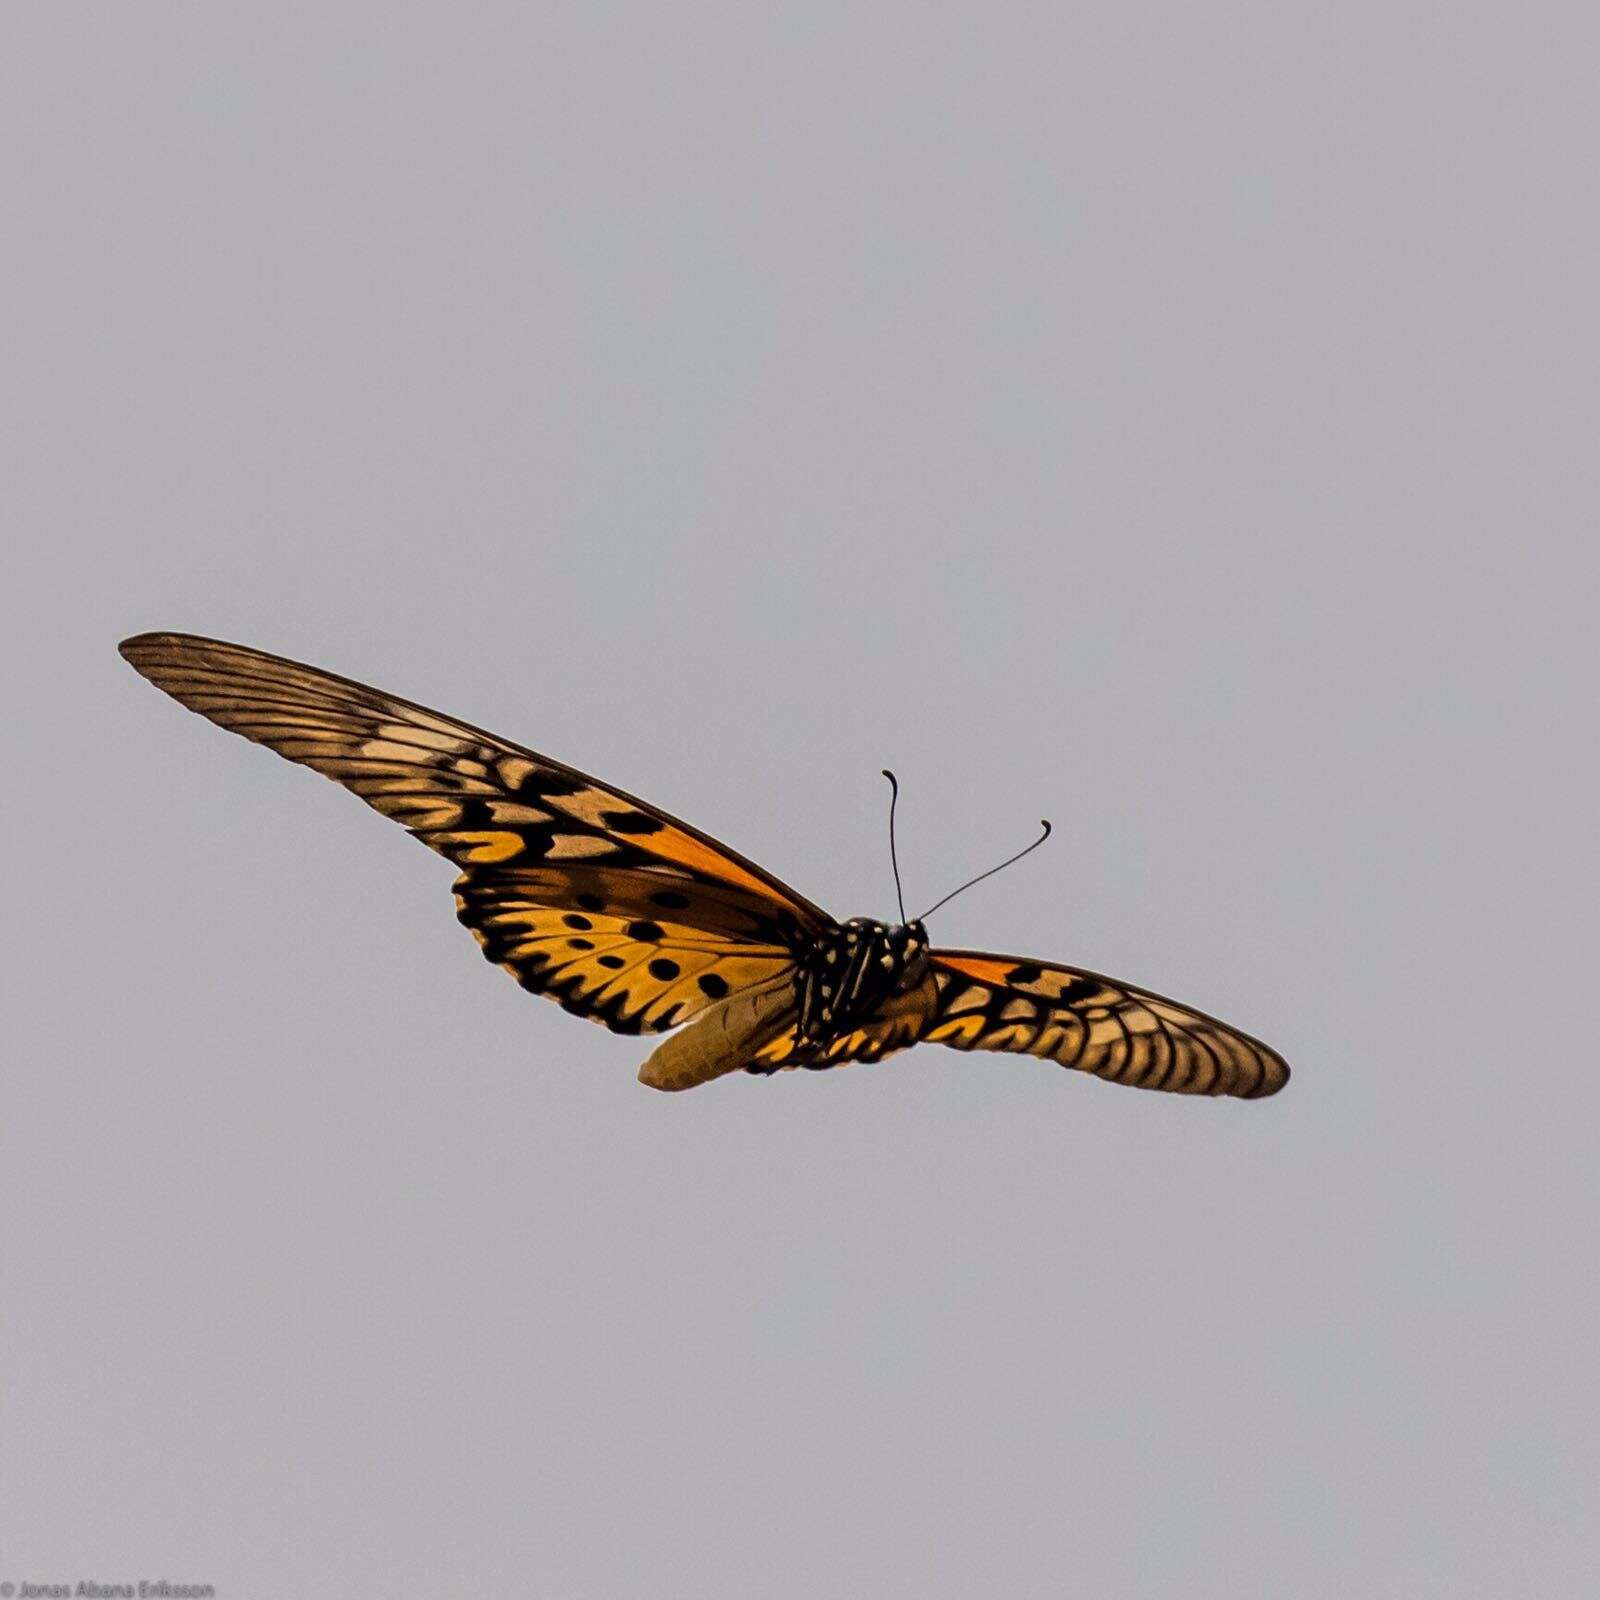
926, 951, 1289, 1098
120, 632, 827, 1040
119, 633, 831, 945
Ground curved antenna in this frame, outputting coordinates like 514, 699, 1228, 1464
881, 769, 908, 923
916, 818, 1052, 922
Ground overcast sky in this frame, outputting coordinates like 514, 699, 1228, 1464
4, 5, 1597, 1597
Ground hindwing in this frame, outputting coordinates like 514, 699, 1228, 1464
924, 951, 1289, 1098
454, 870, 794, 1036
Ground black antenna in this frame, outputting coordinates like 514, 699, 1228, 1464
916, 818, 1052, 922
881, 769, 908, 923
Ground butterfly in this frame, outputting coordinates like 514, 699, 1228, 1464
119, 633, 1289, 1099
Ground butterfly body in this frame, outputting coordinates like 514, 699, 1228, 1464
119, 632, 1290, 1101
794, 917, 929, 1048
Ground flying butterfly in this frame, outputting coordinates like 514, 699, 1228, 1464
119, 633, 1289, 1098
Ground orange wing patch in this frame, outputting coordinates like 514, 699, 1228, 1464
933, 954, 1017, 986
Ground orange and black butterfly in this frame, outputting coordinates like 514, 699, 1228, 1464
120, 634, 1289, 1099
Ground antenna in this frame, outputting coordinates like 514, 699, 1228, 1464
881, 769, 908, 923
916, 818, 1052, 922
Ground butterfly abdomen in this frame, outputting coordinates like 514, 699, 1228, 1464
637, 974, 798, 1092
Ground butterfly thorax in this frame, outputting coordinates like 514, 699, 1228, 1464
795, 917, 930, 1044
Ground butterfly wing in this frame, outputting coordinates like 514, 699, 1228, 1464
924, 951, 1289, 1098
120, 632, 828, 1036
454, 870, 795, 1036
680, 947, 1288, 1097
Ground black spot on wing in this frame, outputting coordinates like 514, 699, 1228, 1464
1007, 962, 1044, 984
649, 958, 680, 981
596, 954, 626, 970
649, 889, 692, 910
603, 810, 664, 835
576, 893, 605, 912
697, 973, 729, 999
1055, 975, 1101, 1007
625, 919, 665, 941
510, 767, 587, 800
563, 913, 593, 930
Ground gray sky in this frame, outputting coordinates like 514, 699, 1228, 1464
4, 5, 1597, 1597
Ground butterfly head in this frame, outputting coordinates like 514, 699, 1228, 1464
893, 918, 929, 964
899, 921, 932, 995
839, 916, 929, 983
